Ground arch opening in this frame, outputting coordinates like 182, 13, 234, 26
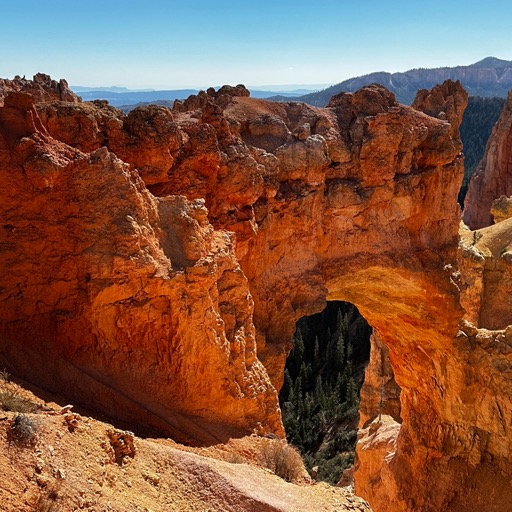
279, 301, 375, 484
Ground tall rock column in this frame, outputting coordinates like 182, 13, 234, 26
464, 91, 512, 229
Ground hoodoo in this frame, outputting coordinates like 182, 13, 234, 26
2, 74, 512, 511
464, 90, 512, 229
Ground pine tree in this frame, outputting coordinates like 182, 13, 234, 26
313, 337, 321, 371
282, 368, 293, 401
294, 376, 303, 415
292, 329, 305, 370
299, 361, 312, 390
336, 330, 345, 371
345, 376, 358, 409
342, 312, 349, 332
314, 374, 325, 410
335, 370, 347, 403
346, 339, 353, 361
288, 381, 295, 401
336, 308, 343, 334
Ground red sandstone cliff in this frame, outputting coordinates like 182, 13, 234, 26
0, 73, 78, 106
3, 74, 512, 512
0, 82, 281, 444
463, 90, 512, 229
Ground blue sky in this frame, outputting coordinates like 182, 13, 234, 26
2, 0, 511, 89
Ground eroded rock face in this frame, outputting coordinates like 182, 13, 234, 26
459, 218, 512, 330
412, 79, 468, 142
354, 84, 512, 512
0, 90, 281, 443
4, 75, 512, 511
358, 333, 401, 428
491, 195, 512, 223
464, 91, 512, 229
0, 73, 78, 106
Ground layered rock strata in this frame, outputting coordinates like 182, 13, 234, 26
4, 75, 512, 511
491, 195, 512, 223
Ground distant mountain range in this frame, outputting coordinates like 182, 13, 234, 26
270, 57, 512, 106
71, 85, 327, 108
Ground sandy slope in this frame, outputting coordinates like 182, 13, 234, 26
0, 378, 371, 512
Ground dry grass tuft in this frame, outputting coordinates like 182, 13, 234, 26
0, 387, 37, 413
0, 370, 38, 413
259, 439, 304, 483
226, 452, 245, 464
33, 481, 62, 512
9, 413, 39, 446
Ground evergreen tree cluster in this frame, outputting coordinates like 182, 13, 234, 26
279, 302, 371, 485
459, 96, 505, 205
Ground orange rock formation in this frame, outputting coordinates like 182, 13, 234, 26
0, 80, 281, 444
2, 74, 512, 511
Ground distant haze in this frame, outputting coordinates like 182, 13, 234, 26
248, 84, 332, 92
72, 84, 332, 94
70, 84, 329, 108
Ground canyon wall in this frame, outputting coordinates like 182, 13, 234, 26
0, 79, 281, 443
2, 75, 512, 511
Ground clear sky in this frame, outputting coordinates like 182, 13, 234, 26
2, 0, 511, 89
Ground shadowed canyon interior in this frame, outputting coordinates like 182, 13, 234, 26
2, 74, 512, 511
279, 301, 373, 484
